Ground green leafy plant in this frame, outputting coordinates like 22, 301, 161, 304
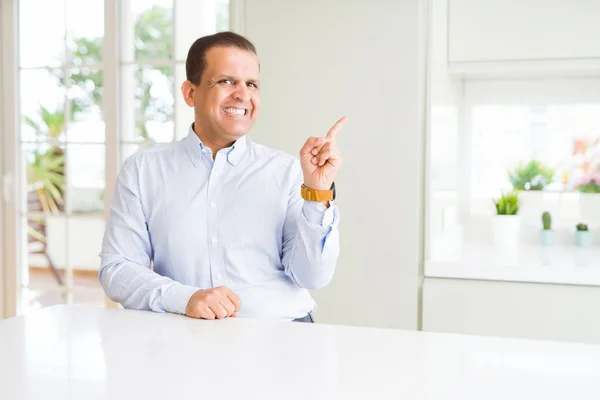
493, 191, 520, 215
576, 223, 588, 232
508, 160, 554, 191
541, 211, 552, 230
24, 105, 67, 213
24, 106, 64, 140
27, 147, 65, 213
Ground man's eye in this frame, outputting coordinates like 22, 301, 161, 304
221, 79, 233, 85
247, 82, 258, 89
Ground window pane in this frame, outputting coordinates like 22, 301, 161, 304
121, 144, 142, 165
121, 0, 174, 63
68, 68, 105, 143
21, 69, 66, 143
471, 104, 600, 199
35, 215, 67, 281
173, 0, 229, 60
21, 220, 105, 312
66, 0, 104, 64
215, 0, 230, 32
21, 210, 68, 310
67, 144, 105, 214
19, 0, 66, 68
430, 105, 459, 190
68, 217, 106, 279
174, 63, 194, 140
121, 65, 174, 143
23, 144, 66, 215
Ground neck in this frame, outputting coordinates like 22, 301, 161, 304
192, 122, 235, 159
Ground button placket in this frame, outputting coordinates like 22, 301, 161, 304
207, 151, 227, 287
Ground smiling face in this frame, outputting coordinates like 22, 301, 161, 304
181, 46, 260, 147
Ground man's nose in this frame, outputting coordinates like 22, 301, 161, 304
232, 83, 251, 102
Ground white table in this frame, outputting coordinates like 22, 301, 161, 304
1, 306, 600, 399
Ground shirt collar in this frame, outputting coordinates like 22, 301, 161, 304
183, 124, 248, 167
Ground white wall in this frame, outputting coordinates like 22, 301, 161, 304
240, 0, 427, 329
423, 278, 600, 345
448, 0, 600, 63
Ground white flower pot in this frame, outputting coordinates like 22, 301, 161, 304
579, 193, 600, 220
518, 191, 544, 217
491, 215, 521, 249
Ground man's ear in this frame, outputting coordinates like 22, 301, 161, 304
181, 80, 196, 107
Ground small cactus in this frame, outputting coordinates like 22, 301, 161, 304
541, 211, 552, 230
576, 223, 588, 232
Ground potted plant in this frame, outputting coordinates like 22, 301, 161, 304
508, 160, 554, 217
575, 223, 592, 247
574, 173, 600, 220
508, 160, 555, 191
491, 191, 521, 249
540, 211, 555, 246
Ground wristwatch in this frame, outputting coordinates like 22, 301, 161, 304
301, 182, 336, 202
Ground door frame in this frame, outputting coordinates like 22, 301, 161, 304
0, 0, 4, 319
0, 0, 20, 319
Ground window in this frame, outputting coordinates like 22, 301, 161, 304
426, 78, 600, 285
11, 0, 230, 315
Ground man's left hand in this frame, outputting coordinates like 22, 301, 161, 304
299, 116, 346, 192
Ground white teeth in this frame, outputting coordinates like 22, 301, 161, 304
224, 107, 246, 116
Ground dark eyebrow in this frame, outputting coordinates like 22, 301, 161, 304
215, 75, 236, 81
215, 75, 260, 84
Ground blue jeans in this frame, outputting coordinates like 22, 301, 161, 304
292, 312, 315, 323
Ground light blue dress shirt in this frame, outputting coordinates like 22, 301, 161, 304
99, 126, 340, 319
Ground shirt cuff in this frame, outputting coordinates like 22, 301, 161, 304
163, 283, 201, 315
302, 201, 337, 227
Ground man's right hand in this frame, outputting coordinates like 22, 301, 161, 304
185, 286, 241, 319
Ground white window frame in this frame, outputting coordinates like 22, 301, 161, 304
0, 0, 4, 319
1, 0, 20, 319
0, 0, 3, 319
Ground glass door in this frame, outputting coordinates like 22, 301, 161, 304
18, 0, 107, 313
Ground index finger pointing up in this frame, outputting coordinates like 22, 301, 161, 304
325, 116, 347, 140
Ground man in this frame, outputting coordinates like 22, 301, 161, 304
99, 31, 344, 322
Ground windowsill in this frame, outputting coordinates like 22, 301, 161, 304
425, 243, 600, 286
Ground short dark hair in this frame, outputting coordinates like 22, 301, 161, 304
185, 31, 257, 85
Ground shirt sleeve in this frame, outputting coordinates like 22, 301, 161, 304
281, 161, 340, 289
98, 157, 200, 315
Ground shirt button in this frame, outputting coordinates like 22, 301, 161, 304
211, 237, 218, 245
210, 201, 217, 208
